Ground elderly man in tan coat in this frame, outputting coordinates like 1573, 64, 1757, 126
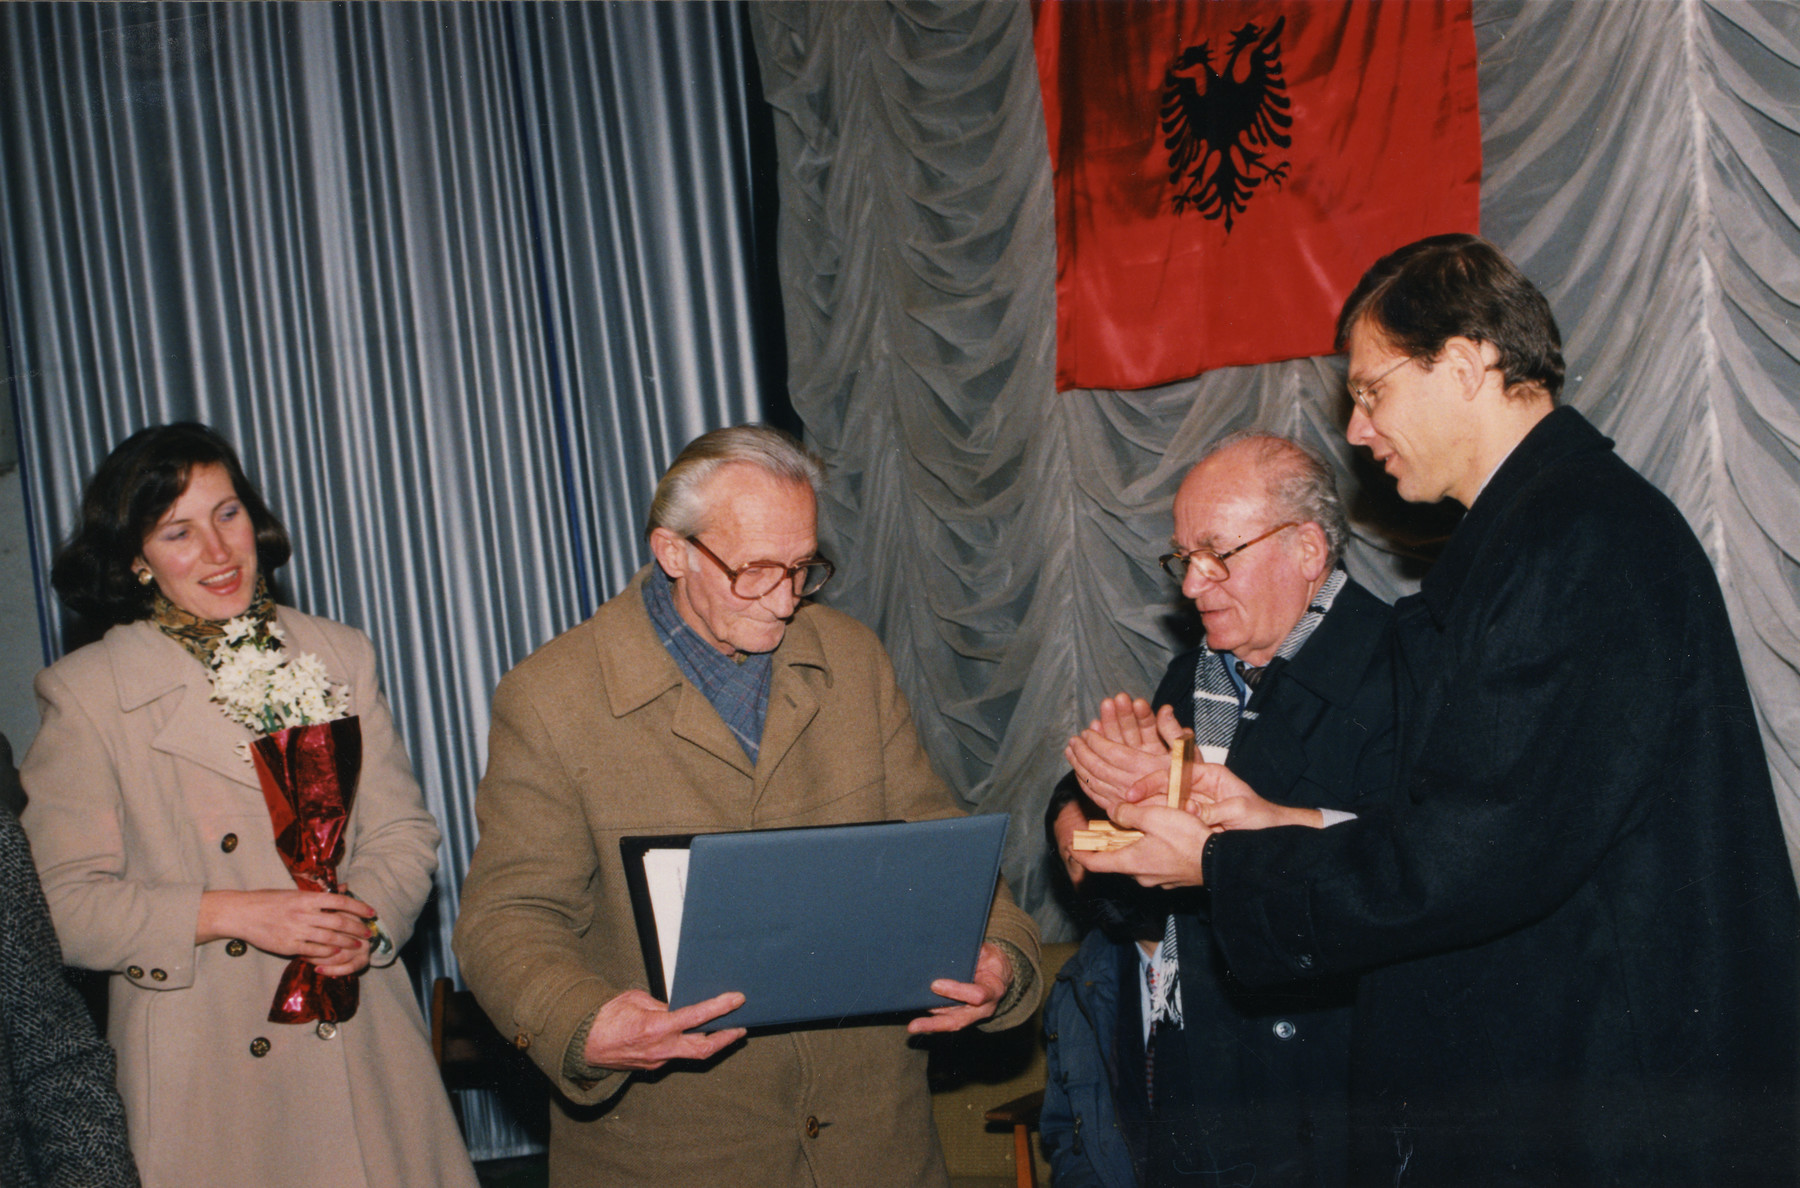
454, 425, 1042, 1188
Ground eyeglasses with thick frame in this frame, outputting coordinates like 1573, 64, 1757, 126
1160, 522, 1299, 584
1347, 354, 1416, 417
686, 535, 835, 599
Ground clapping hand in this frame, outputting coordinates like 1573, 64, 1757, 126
1065, 694, 1186, 815
1068, 798, 1213, 887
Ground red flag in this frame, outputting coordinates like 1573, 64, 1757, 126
1035, 0, 1480, 391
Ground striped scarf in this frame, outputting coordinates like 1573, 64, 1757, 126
1149, 566, 1350, 1034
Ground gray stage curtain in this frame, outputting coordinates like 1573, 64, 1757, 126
751, 0, 1800, 938
0, 1, 769, 1160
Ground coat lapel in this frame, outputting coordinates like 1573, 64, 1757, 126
1401, 409, 1612, 766
1230, 704, 1308, 801
1419, 406, 1605, 627
670, 687, 755, 778
1229, 579, 1391, 804
592, 567, 830, 789
111, 620, 263, 791
595, 570, 755, 779
755, 620, 825, 795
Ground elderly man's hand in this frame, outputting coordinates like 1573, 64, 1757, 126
907, 942, 1012, 1035
1070, 800, 1215, 888
1066, 696, 1192, 815
1098, 693, 1161, 750
582, 988, 747, 1072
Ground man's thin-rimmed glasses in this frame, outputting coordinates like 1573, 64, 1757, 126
687, 535, 835, 599
1160, 522, 1298, 584
1348, 355, 1415, 416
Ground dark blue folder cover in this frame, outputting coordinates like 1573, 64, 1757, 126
665, 815, 1009, 1031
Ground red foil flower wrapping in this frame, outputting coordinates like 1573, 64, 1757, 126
250, 716, 363, 1025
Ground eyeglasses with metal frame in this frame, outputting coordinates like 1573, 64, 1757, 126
687, 535, 835, 599
1347, 354, 1415, 417
1159, 522, 1299, 583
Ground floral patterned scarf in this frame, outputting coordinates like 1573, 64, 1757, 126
149, 576, 277, 668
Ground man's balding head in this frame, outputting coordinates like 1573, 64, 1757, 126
1168, 434, 1342, 666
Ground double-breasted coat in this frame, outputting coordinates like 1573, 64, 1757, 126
1206, 409, 1800, 1185
21, 610, 478, 1188
453, 567, 1043, 1188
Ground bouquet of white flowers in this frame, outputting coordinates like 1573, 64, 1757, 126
209, 617, 350, 746
206, 615, 364, 1025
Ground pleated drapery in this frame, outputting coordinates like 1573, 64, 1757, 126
751, 0, 1800, 933
0, 1, 773, 1159
10, 0, 1800, 1163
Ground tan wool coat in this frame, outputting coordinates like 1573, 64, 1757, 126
454, 567, 1042, 1188
21, 610, 478, 1188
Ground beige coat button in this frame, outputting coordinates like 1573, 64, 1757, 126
316, 1021, 338, 1040
126, 965, 144, 980
225, 939, 247, 957
805, 1115, 821, 1139
249, 1037, 271, 1058
149, 968, 167, 981
513, 1032, 531, 1051
220, 833, 238, 853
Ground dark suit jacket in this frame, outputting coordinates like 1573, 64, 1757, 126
0, 787, 139, 1188
1150, 577, 1395, 1188
1206, 408, 1800, 1186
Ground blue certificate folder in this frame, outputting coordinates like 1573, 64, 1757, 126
621, 815, 1009, 1031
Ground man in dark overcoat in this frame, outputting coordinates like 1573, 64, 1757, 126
1046, 433, 1395, 1188
1073, 235, 1800, 1186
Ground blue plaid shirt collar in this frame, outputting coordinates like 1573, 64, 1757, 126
642, 564, 774, 762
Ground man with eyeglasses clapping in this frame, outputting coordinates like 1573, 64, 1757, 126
1048, 431, 1396, 1188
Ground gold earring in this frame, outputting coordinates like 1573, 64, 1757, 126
136, 569, 154, 587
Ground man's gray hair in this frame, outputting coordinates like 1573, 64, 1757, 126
1202, 430, 1348, 566
647, 424, 825, 538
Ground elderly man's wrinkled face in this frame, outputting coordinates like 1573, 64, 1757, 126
1170, 444, 1325, 668
664, 464, 818, 656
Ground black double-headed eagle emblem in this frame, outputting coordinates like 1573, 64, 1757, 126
1160, 17, 1293, 232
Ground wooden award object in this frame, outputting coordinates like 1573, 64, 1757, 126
1071, 736, 1189, 852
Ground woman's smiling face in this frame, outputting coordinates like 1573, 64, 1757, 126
134, 462, 260, 620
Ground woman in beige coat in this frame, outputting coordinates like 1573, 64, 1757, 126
20, 424, 478, 1188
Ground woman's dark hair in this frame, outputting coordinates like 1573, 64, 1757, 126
51, 423, 291, 625
1335, 232, 1565, 402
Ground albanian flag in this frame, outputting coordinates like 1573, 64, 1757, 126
1034, 0, 1481, 391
